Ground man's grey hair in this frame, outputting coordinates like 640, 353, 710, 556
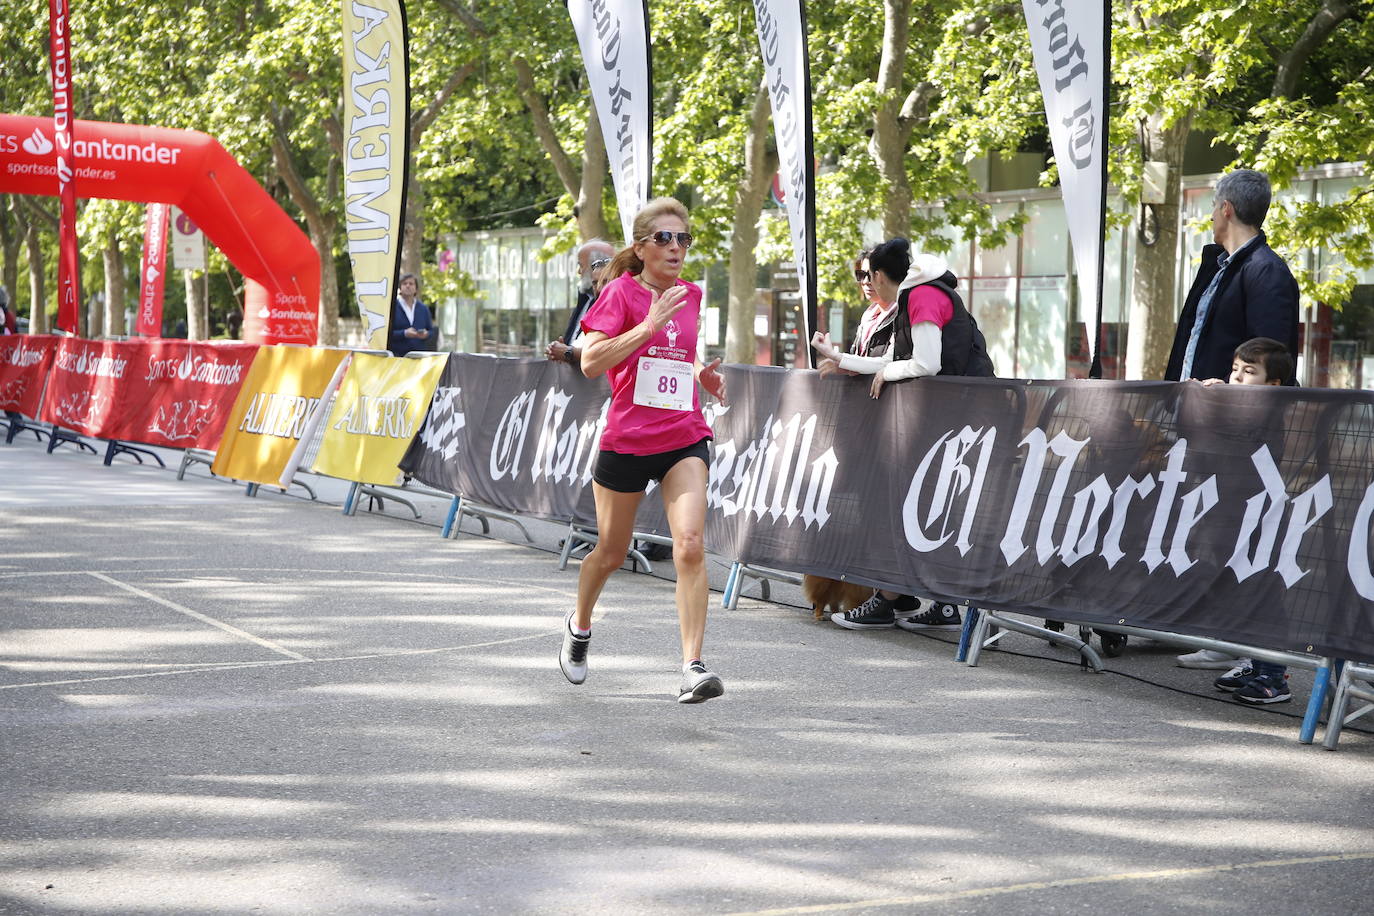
576, 238, 615, 257
1215, 168, 1272, 229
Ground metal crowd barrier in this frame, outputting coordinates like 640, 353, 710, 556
1323, 661, 1374, 750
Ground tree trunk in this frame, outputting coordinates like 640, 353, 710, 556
726, 84, 779, 366
185, 269, 211, 340
873, 0, 915, 239
402, 172, 425, 279
25, 222, 48, 334
103, 235, 127, 337
269, 123, 341, 346
0, 199, 22, 312
1126, 115, 1190, 380
87, 286, 105, 339
311, 226, 341, 346
576, 108, 611, 242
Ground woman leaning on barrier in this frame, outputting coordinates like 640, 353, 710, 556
556, 197, 729, 704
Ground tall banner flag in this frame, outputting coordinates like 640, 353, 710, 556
137, 204, 169, 337
342, 0, 411, 350
567, 0, 653, 245
47, 0, 79, 334
751, 0, 817, 367
1022, 0, 1108, 376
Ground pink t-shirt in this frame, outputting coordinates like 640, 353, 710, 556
581, 272, 713, 455
905, 285, 954, 329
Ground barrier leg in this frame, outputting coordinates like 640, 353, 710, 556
956, 607, 981, 663
456, 497, 472, 541
343, 481, 361, 516
1322, 663, 1354, 750
723, 562, 743, 610
1300, 657, 1337, 745
441, 496, 461, 538
245, 482, 259, 498
965, 608, 993, 667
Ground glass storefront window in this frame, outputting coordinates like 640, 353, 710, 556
1019, 276, 1068, 378
1021, 199, 1069, 277
970, 277, 1017, 377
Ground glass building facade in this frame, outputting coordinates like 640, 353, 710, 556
439, 165, 1370, 387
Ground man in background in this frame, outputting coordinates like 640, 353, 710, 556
545, 238, 615, 369
1165, 168, 1299, 385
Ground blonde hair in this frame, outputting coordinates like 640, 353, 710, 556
600, 197, 691, 283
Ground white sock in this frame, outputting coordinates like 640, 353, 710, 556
570, 620, 590, 638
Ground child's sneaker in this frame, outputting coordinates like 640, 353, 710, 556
830, 593, 895, 629
559, 612, 590, 685
1213, 661, 1256, 692
1234, 672, 1291, 704
677, 661, 724, 704
895, 603, 962, 631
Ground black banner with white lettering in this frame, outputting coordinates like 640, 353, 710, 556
401, 355, 1374, 660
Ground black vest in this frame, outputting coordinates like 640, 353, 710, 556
882, 273, 995, 377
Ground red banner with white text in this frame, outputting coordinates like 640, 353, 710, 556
0, 335, 59, 416
137, 203, 169, 336
39, 338, 258, 449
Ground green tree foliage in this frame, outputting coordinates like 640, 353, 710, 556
0, 0, 1367, 358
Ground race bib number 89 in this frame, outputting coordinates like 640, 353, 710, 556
633, 356, 693, 411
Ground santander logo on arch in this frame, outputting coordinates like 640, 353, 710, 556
22, 128, 53, 156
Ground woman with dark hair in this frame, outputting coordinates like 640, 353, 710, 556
810, 237, 995, 631
557, 197, 729, 704
389, 272, 435, 356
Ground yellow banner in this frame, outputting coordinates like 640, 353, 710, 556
342, 0, 409, 350
312, 352, 446, 485
211, 346, 349, 485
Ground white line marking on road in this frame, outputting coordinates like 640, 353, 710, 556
0, 629, 554, 691
86, 571, 312, 662
722, 851, 1374, 915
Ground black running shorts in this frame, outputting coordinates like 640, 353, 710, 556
593, 437, 711, 494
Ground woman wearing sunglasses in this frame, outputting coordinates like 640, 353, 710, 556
557, 197, 729, 704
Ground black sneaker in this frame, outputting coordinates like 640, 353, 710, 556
678, 661, 724, 703
830, 593, 895, 629
1214, 662, 1256, 692
1234, 671, 1291, 704
892, 595, 921, 613
896, 603, 962, 631
559, 612, 590, 684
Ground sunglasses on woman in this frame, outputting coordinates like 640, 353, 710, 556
854, 269, 872, 282
640, 230, 694, 249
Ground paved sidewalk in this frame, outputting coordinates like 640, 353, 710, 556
1, 433, 1372, 915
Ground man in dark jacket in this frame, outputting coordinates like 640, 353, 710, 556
1165, 168, 1299, 384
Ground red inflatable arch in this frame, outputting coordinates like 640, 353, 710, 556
0, 113, 319, 345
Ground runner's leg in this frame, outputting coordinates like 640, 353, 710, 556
575, 482, 643, 630
660, 455, 709, 664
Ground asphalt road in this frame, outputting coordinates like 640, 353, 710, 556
2, 432, 1371, 915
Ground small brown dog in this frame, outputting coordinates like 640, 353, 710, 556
802, 574, 873, 621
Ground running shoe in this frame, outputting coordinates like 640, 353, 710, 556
559, 612, 590, 685
1214, 662, 1256, 692
1176, 648, 1242, 669
1234, 672, 1291, 704
678, 661, 724, 704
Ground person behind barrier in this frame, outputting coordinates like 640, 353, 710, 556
810, 238, 995, 633
0, 287, 20, 432
389, 272, 435, 356
1192, 337, 1295, 704
546, 239, 616, 369
0, 287, 16, 336
802, 247, 923, 622
557, 197, 729, 704
1165, 169, 1299, 384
